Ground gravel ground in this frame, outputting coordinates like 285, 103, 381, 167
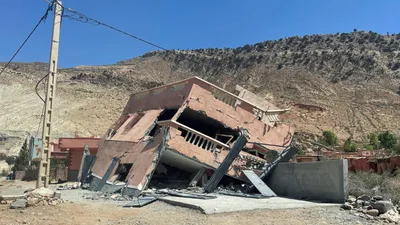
0, 180, 383, 225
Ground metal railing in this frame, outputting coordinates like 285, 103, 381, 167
157, 120, 229, 153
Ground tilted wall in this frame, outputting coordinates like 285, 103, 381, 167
184, 83, 293, 151
266, 159, 348, 203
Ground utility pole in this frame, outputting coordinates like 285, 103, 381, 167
36, 0, 63, 188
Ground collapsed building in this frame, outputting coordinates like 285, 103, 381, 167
88, 77, 295, 196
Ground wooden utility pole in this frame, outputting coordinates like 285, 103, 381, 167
36, 0, 63, 188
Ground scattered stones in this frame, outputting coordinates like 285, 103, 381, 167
371, 201, 394, 214
363, 201, 371, 207
355, 200, 364, 208
27, 198, 39, 207
341, 202, 353, 210
357, 194, 371, 202
373, 195, 384, 201
54, 191, 62, 199
379, 209, 400, 223
347, 195, 356, 203
10, 199, 27, 209
8, 187, 64, 209
366, 209, 379, 217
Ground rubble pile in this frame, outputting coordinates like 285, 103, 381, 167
83, 191, 130, 201
1, 187, 64, 209
342, 194, 400, 223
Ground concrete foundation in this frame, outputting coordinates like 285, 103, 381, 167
266, 159, 348, 203
158, 195, 338, 214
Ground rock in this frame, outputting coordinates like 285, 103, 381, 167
24, 188, 35, 194
373, 195, 384, 201
358, 194, 371, 201
380, 209, 400, 223
27, 198, 39, 207
110, 194, 119, 199
366, 209, 379, 217
0, 200, 6, 204
341, 202, 353, 210
347, 195, 357, 203
10, 199, 27, 209
92, 194, 100, 200
372, 201, 394, 214
30, 187, 55, 198
71, 183, 78, 189
356, 200, 364, 208
54, 191, 61, 199
363, 201, 371, 206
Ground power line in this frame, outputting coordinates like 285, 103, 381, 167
50, 1, 168, 51
0, 4, 53, 76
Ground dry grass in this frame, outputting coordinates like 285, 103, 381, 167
348, 171, 400, 204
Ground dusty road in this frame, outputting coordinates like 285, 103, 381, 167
0, 180, 371, 225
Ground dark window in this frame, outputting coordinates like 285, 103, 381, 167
176, 108, 239, 143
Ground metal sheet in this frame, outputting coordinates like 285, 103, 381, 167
218, 190, 270, 199
243, 170, 276, 197
157, 189, 217, 200
123, 196, 157, 207
29, 136, 42, 161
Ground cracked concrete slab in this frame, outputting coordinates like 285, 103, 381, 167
158, 195, 339, 214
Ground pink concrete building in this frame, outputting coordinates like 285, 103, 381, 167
90, 77, 294, 195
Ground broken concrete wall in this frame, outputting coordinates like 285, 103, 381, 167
266, 159, 348, 203
167, 127, 265, 181
184, 83, 293, 151
235, 85, 279, 111
119, 81, 192, 121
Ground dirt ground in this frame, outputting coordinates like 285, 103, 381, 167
0, 180, 372, 225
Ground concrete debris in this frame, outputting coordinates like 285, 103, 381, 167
156, 189, 217, 200
123, 196, 157, 208
8, 187, 64, 209
30, 187, 55, 198
0, 194, 25, 202
10, 199, 27, 209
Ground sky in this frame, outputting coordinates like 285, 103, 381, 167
0, 0, 399, 68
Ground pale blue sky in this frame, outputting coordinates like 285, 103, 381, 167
1, 0, 399, 68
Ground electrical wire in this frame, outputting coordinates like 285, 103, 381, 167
0, 4, 53, 76
35, 73, 49, 102
50, 1, 168, 51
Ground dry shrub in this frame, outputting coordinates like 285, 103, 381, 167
348, 171, 400, 204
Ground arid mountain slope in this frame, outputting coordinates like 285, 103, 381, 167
1, 31, 400, 155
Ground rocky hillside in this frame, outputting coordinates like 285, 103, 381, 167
1, 30, 400, 155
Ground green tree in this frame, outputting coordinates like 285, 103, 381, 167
378, 131, 398, 149
367, 132, 380, 150
14, 139, 29, 171
392, 143, 400, 155
322, 130, 338, 146
5, 156, 16, 165
344, 137, 357, 152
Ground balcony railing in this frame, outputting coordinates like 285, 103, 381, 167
157, 120, 229, 153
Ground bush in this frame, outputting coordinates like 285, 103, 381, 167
13, 139, 29, 171
5, 156, 16, 165
322, 130, 338, 146
367, 132, 380, 150
0, 169, 7, 176
344, 137, 357, 152
0, 153, 6, 161
378, 131, 398, 149
348, 172, 400, 204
